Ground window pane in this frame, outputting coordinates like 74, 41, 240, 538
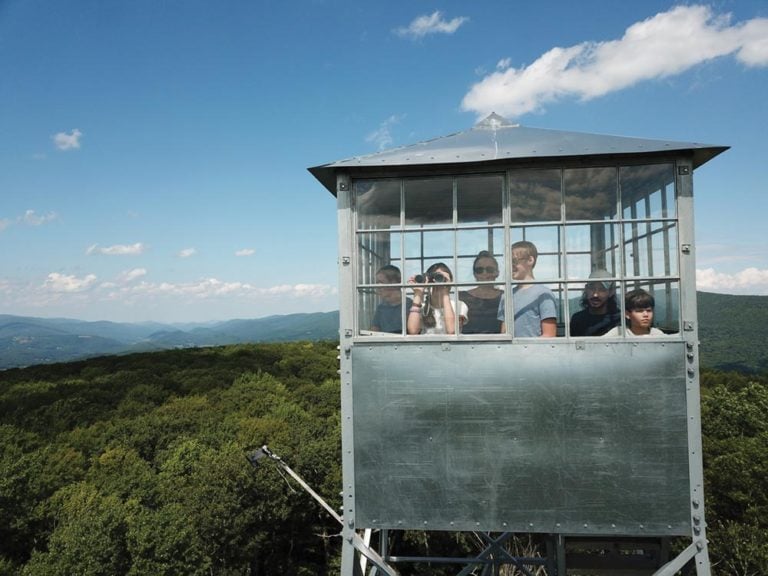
403, 230, 454, 280
457, 174, 503, 225
510, 169, 561, 222
510, 226, 561, 280
564, 167, 618, 221
564, 223, 620, 280
355, 179, 400, 230
621, 164, 676, 219
456, 229, 505, 283
623, 222, 678, 278
357, 231, 401, 285
404, 178, 453, 228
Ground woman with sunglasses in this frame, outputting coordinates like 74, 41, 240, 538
459, 251, 503, 334
407, 262, 467, 335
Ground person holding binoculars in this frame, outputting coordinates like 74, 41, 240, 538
407, 262, 468, 335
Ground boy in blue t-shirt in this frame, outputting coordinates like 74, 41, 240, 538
497, 241, 557, 337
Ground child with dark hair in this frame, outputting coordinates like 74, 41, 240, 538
604, 288, 666, 337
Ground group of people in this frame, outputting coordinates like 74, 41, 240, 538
373, 243, 665, 337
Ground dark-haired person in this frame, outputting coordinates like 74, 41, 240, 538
460, 251, 503, 334
407, 262, 467, 335
604, 288, 666, 337
371, 264, 412, 333
569, 269, 621, 336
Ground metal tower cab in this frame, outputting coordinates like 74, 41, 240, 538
309, 114, 727, 575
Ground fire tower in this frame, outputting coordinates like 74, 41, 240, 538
309, 114, 727, 575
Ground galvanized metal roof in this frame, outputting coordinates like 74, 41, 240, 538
308, 113, 728, 195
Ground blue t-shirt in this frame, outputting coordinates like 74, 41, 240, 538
372, 298, 412, 333
497, 284, 557, 337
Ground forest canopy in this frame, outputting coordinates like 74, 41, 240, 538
0, 342, 766, 575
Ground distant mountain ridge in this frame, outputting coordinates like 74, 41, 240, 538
1, 292, 766, 372
0, 312, 339, 369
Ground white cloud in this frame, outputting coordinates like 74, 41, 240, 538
178, 248, 197, 258
235, 248, 255, 257
52, 128, 83, 151
696, 267, 768, 295
86, 242, 146, 256
43, 272, 97, 293
462, 5, 768, 118
366, 114, 405, 151
394, 11, 468, 39
117, 268, 147, 283
0, 218, 10, 232
21, 209, 58, 226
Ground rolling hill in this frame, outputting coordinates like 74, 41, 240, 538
1, 292, 766, 372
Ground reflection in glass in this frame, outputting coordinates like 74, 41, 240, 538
404, 178, 453, 228
623, 222, 678, 278
355, 179, 400, 230
621, 164, 675, 219
564, 167, 617, 220
510, 170, 561, 222
564, 223, 619, 280
357, 231, 400, 285
458, 175, 503, 225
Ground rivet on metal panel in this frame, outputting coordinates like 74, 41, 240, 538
684, 321, 694, 331
692, 499, 701, 508
693, 515, 701, 524
341, 256, 350, 266
696, 540, 704, 551
686, 342, 694, 350
681, 243, 692, 254
441, 343, 450, 352
344, 329, 353, 338
575, 341, 585, 350
694, 526, 701, 535
338, 182, 349, 191
688, 368, 695, 376
687, 353, 695, 361
639, 524, 644, 530
678, 165, 691, 175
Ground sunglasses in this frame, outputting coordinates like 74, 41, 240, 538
473, 266, 498, 274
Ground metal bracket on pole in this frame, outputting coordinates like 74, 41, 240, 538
247, 445, 401, 576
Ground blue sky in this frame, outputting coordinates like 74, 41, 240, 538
1, 0, 766, 323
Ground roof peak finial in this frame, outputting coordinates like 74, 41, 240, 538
475, 112, 515, 130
